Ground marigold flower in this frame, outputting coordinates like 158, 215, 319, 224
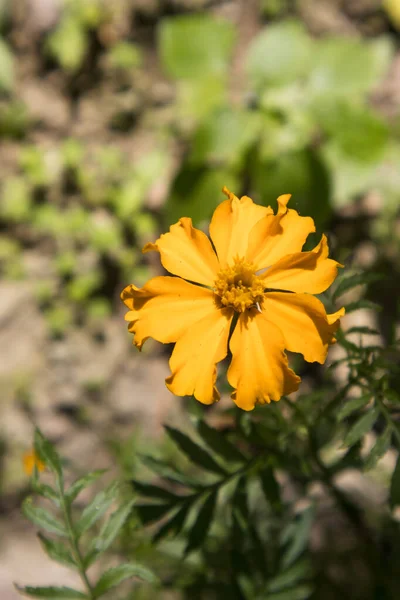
121, 188, 344, 411
23, 449, 45, 476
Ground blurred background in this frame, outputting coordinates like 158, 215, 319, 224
1, 0, 400, 597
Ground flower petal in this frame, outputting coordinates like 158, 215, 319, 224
166, 308, 233, 405
121, 276, 218, 349
228, 311, 300, 411
209, 187, 272, 267
143, 218, 219, 286
263, 292, 345, 363
246, 195, 316, 269
262, 235, 342, 294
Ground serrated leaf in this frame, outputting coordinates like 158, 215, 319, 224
15, 585, 87, 599
135, 503, 174, 525
281, 506, 314, 569
34, 429, 62, 481
390, 454, 400, 508
153, 502, 191, 542
22, 498, 67, 537
195, 420, 246, 464
138, 454, 198, 488
333, 272, 382, 300
165, 426, 227, 476
343, 408, 379, 448
345, 300, 381, 314
364, 427, 392, 471
66, 470, 107, 504
336, 395, 371, 422
132, 480, 183, 502
31, 481, 60, 506
185, 490, 218, 555
85, 498, 135, 567
346, 326, 380, 336
93, 563, 158, 597
75, 482, 119, 538
38, 533, 76, 568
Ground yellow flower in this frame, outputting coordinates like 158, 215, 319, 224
121, 188, 344, 411
23, 449, 45, 476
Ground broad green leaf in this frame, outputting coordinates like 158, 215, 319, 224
34, 429, 62, 481
159, 15, 235, 80
390, 454, 400, 508
267, 558, 312, 592
132, 480, 183, 502
364, 427, 392, 471
185, 490, 218, 555
308, 37, 393, 98
75, 482, 119, 538
46, 16, 88, 72
190, 109, 260, 166
38, 533, 76, 568
165, 426, 227, 476
333, 272, 383, 301
0, 38, 14, 91
66, 470, 107, 503
176, 76, 226, 122
246, 21, 313, 89
165, 165, 238, 226
94, 563, 158, 597
22, 499, 67, 537
195, 419, 246, 464
336, 395, 372, 422
15, 585, 87, 599
281, 506, 314, 568
153, 502, 191, 542
343, 408, 379, 448
85, 498, 135, 566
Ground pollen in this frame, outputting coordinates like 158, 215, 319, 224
214, 257, 265, 313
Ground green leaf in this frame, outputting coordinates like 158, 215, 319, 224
46, 16, 88, 72
165, 426, 227, 476
75, 482, 119, 538
66, 470, 107, 503
15, 585, 87, 599
390, 454, 400, 508
346, 326, 380, 336
34, 429, 62, 481
259, 467, 282, 511
135, 503, 174, 525
22, 498, 67, 537
138, 454, 198, 488
262, 584, 314, 600
85, 498, 135, 566
246, 21, 313, 89
336, 395, 372, 422
343, 408, 379, 448
267, 557, 312, 592
195, 419, 246, 464
159, 15, 235, 80
132, 480, 183, 502
333, 272, 383, 300
281, 506, 314, 568
185, 491, 218, 555
345, 299, 381, 314
37, 533, 76, 568
0, 38, 14, 92
93, 563, 158, 598
364, 427, 392, 471
153, 502, 191, 542
31, 482, 60, 506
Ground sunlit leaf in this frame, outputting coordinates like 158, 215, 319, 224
343, 408, 379, 448
15, 585, 87, 599
93, 563, 158, 597
34, 429, 62, 481
65, 470, 107, 504
37, 534, 76, 568
75, 482, 119, 538
22, 498, 67, 537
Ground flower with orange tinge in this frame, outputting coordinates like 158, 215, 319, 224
23, 449, 45, 476
121, 188, 345, 411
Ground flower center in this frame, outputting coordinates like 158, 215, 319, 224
214, 257, 265, 313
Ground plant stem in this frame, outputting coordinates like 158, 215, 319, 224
58, 484, 95, 599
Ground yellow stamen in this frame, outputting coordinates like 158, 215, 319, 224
214, 257, 265, 313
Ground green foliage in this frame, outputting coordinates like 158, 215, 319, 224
18, 430, 158, 599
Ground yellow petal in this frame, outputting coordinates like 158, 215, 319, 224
166, 307, 233, 405
23, 450, 45, 476
246, 195, 315, 269
121, 276, 218, 349
263, 292, 345, 363
209, 187, 272, 267
262, 235, 342, 294
143, 218, 219, 286
228, 311, 300, 411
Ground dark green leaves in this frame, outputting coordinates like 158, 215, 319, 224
390, 455, 400, 508
333, 271, 383, 301
195, 419, 246, 464
342, 408, 379, 448
165, 425, 227, 476
93, 563, 158, 598
185, 491, 218, 556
